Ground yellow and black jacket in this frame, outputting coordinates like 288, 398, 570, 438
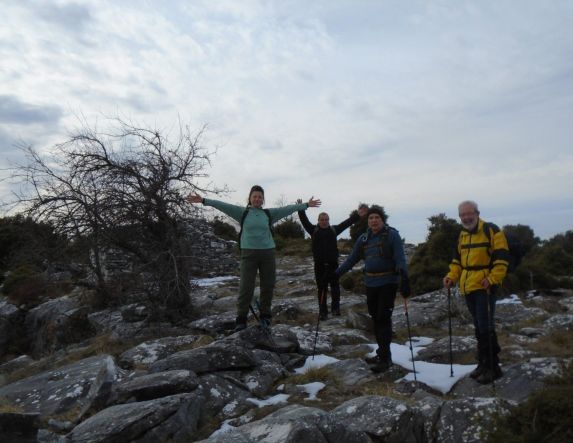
447, 219, 510, 295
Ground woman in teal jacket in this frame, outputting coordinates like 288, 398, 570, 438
187, 185, 320, 331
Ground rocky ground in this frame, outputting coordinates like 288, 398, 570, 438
1, 254, 572, 442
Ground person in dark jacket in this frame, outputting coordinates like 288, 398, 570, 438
298, 204, 360, 319
336, 205, 410, 373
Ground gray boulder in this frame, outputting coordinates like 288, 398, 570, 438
242, 350, 286, 397
0, 354, 119, 420
188, 312, 236, 334
119, 334, 209, 368
0, 299, 24, 357
113, 370, 199, 403
25, 295, 94, 356
496, 303, 547, 329
198, 404, 331, 443
416, 336, 477, 363
326, 395, 424, 442
345, 310, 373, 332
543, 313, 573, 331
327, 359, 374, 386
194, 373, 255, 423
149, 343, 258, 373
67, 392, 203, 443
450, 357, 565, 403
393, 291, 453, 331
0, 354, 34, 375
434, 397, 510, 443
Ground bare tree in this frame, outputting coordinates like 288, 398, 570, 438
11, 117, 222, 311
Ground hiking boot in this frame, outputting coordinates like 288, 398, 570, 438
371, 359, 392, 373
365, 355, 379, 364
319, 311, 328, 321
260, 316, 271, 329
233, 322, 247, 332
469, 363, 485, 379
234, 316, 247, 332
331, 307, 341, 316
476, 365, 503, 384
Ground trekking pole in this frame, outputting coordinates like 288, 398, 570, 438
486, 290, 497, 394
403, 299, 417, 382
248, 304, 260, 323
447, 287, 454, 377
312, 265, 329, 360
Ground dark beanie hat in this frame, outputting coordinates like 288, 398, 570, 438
367, 206, 384, 218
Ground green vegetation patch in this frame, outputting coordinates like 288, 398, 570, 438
488, 362, 573, 443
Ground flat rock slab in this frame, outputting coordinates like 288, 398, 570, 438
327, 359, 374, 386
450, 357, 565, 404
149, 343, 257, 374
435, 397, 510, 443
119, 334, 208, 368
0, 354, 119, 419
68, 392, 203, 443
114, 369, 199, 403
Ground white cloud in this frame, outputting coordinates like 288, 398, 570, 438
1, 0, 572, 242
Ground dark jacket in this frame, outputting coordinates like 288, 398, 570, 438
337, 226, 408, 287
298, 210, 359, 263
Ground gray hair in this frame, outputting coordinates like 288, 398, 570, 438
458, 200, 479, 214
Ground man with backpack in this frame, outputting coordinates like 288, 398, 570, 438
335, 205, 411, 373
443, 200, 510, 384
298, 204, 360, 320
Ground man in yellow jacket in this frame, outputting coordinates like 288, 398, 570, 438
443, 200, 510, 384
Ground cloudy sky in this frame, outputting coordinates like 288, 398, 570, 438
1, 0, 572, 243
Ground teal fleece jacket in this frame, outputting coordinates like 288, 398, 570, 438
204, 198, 309, 249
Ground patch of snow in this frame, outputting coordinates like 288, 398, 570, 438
209, 419, 236, 437
246, 394, 290, 408
297, 382, 325, 401
192, 276, 238, 287
246, 379, 259, 390
498, 294, 522, 305
294, 354, 339, 374
222, 400, 238, 414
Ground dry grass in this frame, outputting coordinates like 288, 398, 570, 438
0, 396, 23, 413
528, 329, 573, 358
177, 335, 214, 351
286, 366, 341, 386
505, 314, 549, 334
522, 297, 568, 314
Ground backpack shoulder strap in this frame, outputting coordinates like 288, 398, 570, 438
237, 207, 250, 248
263, 209, 273, 234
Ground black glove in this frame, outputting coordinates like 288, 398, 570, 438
400, 276, 411, 298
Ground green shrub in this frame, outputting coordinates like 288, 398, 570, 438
273, 219, 304, 239
1, 264, 49, 306
211, 216, 237, 241
409, 214, 460, 295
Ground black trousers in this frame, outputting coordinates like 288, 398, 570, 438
366, 284, 398, 360
314, 261, 340, 311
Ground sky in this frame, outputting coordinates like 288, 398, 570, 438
1, 0, 572, 243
